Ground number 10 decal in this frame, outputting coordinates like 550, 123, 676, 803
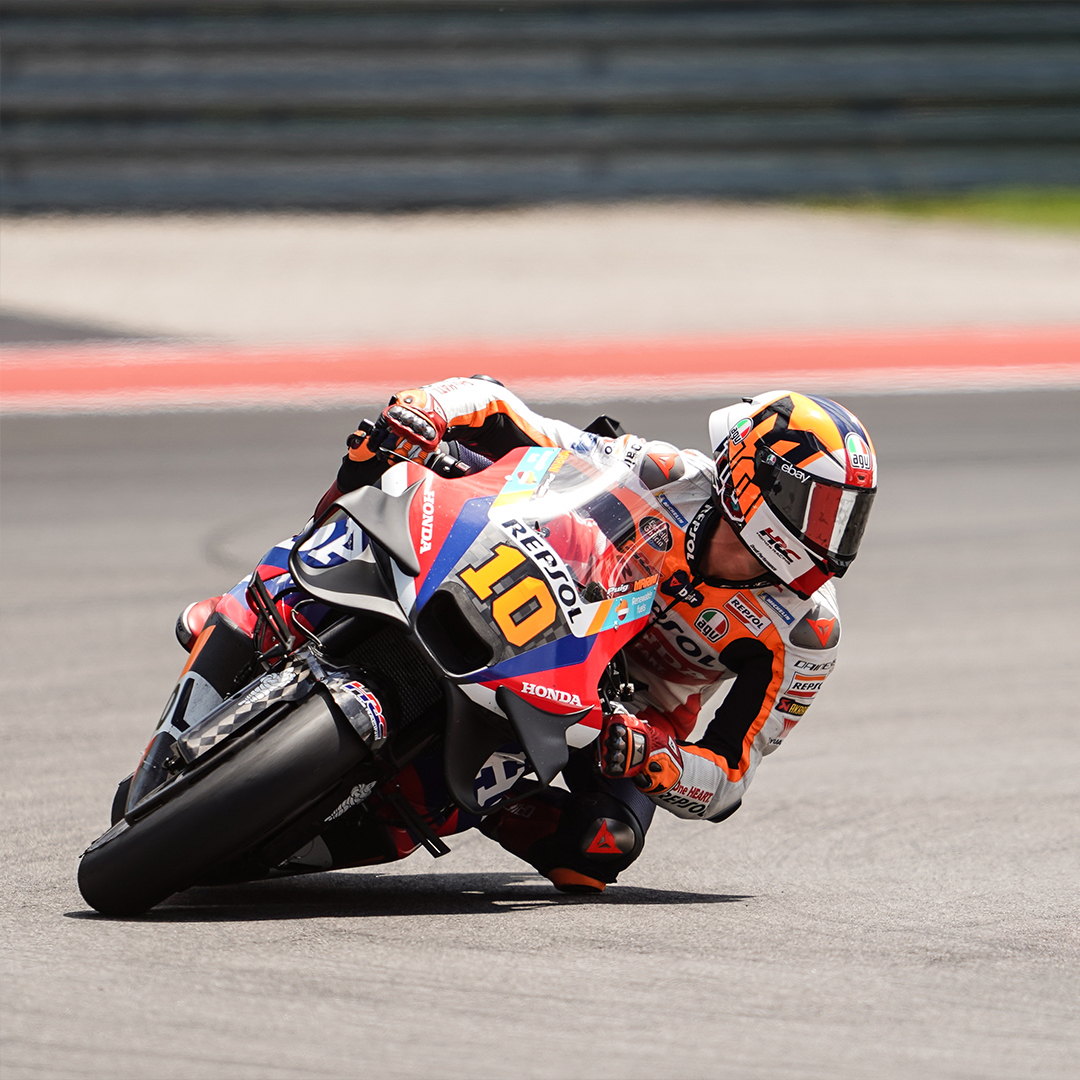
460, 544, 557, 647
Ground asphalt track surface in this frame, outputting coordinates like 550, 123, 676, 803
1, 392, 1078, 1080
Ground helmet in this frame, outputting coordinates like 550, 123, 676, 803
707, 391, 877, 599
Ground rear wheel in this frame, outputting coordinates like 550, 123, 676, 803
78, 692, 366, 916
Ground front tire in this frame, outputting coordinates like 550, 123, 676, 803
78, 692, 366, 916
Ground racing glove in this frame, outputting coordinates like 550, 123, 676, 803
598, 711, 683, 795
344, 388, 450, 467
379, 389, 448, 459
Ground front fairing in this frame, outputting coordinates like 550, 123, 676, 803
292, 446, 666, 732
400, 447, 667, 733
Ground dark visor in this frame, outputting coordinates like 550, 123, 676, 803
756, 450, 875, 565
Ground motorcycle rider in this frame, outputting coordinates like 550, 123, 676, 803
172, 377, 877, 893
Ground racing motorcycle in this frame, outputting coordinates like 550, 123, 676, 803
78, 440, 669, 916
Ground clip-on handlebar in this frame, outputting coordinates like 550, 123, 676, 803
350, 418, 475, 479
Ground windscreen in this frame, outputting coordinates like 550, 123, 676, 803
488, 448, 671, 603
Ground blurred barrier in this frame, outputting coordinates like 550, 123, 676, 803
3, 0, 1079, 211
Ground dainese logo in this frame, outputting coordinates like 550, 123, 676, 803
660, 570, 703, 607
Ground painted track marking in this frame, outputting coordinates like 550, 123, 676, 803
3, 328, 1078, 411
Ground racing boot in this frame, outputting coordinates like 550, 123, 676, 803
480, 787, 646, 894
175, 595, 224, 652
546, 868, 608, 895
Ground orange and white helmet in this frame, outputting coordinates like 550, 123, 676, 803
708, 391, 877, 599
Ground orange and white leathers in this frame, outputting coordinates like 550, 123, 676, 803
349, 377, 841, 824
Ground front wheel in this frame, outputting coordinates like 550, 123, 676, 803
78, 692, 366, 916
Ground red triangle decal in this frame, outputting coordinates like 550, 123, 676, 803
586, 820, 622, 855
808, 618, 835, 647
648, 453, 678, 479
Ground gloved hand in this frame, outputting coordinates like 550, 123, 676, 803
380, 389, 448, 457
598, 711, 683, 795
346, 389, 450, 465
344, 388, 472, 479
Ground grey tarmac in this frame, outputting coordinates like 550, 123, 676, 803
1, 391, 1078, 1080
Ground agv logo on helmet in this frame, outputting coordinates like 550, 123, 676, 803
844, 432, 875, 487
728, 417, 753, 445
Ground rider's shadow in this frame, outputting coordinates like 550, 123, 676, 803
67, 871, 752, 921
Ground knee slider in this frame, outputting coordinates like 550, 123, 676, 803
557, 791, 645, 883
485, 789, 645, 886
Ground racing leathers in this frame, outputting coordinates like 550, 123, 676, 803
335, 376, 842, 826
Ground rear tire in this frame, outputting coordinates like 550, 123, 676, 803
78, 692, 365, 916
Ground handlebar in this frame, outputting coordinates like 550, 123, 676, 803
421, 449, 474, 479
350, 418, 482, 478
